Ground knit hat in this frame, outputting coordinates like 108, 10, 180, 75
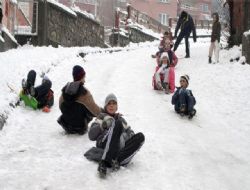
181, 74, 190, 84
104, 93, 117, 108
72, 65, 85, 81
160, 52, 169, 61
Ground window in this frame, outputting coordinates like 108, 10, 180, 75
201, 4, 209, 13
158, 0, 169, 3
159, 13, 168, 26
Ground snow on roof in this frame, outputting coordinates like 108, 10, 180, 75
47, 0, 77, 17
2, 27, 18, 44
244, 30, 250, 37
127, 21, 161, 39
10, 0, 17, 4
71, 6, 98, 23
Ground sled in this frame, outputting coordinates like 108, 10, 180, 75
168, 67, 175, 93
19, 91, 38, 110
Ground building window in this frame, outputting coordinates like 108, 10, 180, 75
159, 13, 168, 26
200, 4, 209, 13
158, 0, 169, 3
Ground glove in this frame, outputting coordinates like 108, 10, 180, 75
102, 116, 115, 129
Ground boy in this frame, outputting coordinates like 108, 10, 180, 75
58, 65, 101, 135
171, 75, 196, 119
88, 93, 145, 177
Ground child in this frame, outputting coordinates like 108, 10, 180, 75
152, 31, 173, 58
154, 51, 177, 93
208, 12, 221, 63
171, 75, 196, 119
88, 93, 145, 177
58, 65, 101, 135
21, 70, 54, 111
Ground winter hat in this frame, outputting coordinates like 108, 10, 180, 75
104, 93, 117, 108
181, 74, 190, 84
72, 65, 85, 81
160, 52, 169, 61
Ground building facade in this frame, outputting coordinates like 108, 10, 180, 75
128, 0, 178, 26
177, 0, 211, 22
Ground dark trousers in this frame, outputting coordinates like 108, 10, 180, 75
101, 120, 145, 166
173, 32, 190, 57
174, 90, 196, 114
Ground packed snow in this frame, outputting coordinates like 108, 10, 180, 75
0, 38, 250, 190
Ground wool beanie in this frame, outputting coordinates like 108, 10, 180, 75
72, 65, 85, 81
181, 74, 190, 84
104, 93, 117, 108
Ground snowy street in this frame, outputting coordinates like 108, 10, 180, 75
0, 39, 250, 190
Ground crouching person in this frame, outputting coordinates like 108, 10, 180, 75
58, 65, 101, 135
21, 70, 54, 112
88, 93, 145, 177
171, 75, 196, 119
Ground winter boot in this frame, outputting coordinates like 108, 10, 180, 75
188, 109, 196, 119
111, 159, 120, 171
208, 56, 212, 64
98, 160, 107, 178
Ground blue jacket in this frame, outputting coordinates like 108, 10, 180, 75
174, 14, 196, 41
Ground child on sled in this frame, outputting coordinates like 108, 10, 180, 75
171, 75, 196, 119
21, 70, 54, 112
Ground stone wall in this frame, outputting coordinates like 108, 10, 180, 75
33, 1, 105, 48
109, 27, 157, 47
129, 27, 157, 43
242, 33, 250, 64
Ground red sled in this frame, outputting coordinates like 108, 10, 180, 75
152, 66, 175, 93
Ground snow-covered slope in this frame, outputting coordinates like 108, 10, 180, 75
0, 40, 250, 190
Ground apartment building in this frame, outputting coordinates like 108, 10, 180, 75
129, 0, 178, 26
178, 0, 211, 21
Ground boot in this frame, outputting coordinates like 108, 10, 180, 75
98, 160, 107, 178
208, 56, 212, 64
188, 109, 196, 119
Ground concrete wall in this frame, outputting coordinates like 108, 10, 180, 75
32, 1, 105, 48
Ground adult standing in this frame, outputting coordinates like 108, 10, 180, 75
173, 11, 197, 58
208, 12, 221, 63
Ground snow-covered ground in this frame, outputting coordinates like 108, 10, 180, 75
0, 39, 250, 190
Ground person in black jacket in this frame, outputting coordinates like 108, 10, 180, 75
58, 65, 101, 135
173, 11, 197, 58
208, 12, 221, 63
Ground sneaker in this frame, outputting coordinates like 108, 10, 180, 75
98, 160, 107, 178
188, 109, 196, 119
111, 160, 120, 171
208, 56, 212, 64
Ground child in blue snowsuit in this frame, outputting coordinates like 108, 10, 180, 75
171, 75, 196, 119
